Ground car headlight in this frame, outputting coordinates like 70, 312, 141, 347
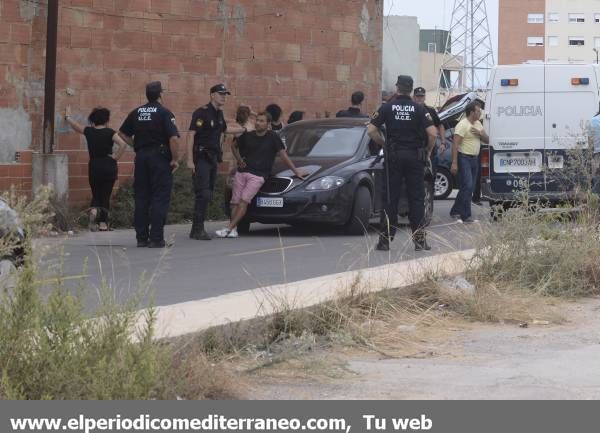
305, 176, 346, 191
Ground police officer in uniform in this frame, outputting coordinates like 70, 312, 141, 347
119, 81, 180, 248
187, 84, 245, 240
367, 75, 438, 251
413, 87, 445, 174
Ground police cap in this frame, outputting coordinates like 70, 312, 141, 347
396, 75, 414, 89
210, 83, 231, 95
413, 87, 426, 96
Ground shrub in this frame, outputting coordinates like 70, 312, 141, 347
109, 167, 228, 229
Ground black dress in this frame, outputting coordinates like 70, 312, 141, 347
84, 127, 118, 224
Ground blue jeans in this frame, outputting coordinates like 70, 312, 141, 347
451, 153, 479, 220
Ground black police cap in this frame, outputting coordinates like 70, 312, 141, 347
396, 75, 414, 88
210, 83, 231, 95
413, 87, 426, 96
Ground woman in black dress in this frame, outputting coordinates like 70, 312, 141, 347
65, 106, 128, 231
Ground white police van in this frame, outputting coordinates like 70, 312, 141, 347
482, 63, 600, 205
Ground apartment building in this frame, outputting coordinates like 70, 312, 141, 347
499, 0, 600, 64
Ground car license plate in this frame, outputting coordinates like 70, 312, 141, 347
494, 151, 543, 173
256, 197, 284, 208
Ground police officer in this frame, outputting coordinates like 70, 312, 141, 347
187, 84, 245, 240
413, 87, 445, 174
367, 75, 438, 251
119, 81, 180, 248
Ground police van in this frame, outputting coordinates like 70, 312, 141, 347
483, 63, 600, 206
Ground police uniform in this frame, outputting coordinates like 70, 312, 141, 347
119, 81, 179, 248
189, 84, 229, 239
371, 76, 433, 251
414, 87, 442, 173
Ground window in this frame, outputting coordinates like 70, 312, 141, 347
548, 13, 559, 23
427, 42, 437, 53
527, 13, 544, 23
568, 13, 585, 23
527, 36, 544, 47
548, 36, 559, 47
569, 37, 585, 46
595, 13, 600, 23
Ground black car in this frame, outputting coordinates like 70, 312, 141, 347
226, 118, 434, 235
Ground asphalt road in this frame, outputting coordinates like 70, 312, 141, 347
37, 199, 489, 308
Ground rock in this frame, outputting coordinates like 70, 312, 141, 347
532, 320, 550, 326
439, 276, 476, 296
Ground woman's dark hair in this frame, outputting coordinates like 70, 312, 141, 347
265, 103, 282, 122
288, 111, 304, 124
88, 107, 110, 126
465, 101, 479, 118
236, 105, 251, 126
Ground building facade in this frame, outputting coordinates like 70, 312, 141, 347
382, 17, 455, 106
499, 0, 600, 65
0, 0, 383, 205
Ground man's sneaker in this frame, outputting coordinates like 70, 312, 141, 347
137, 240, 149, 248
148, 240, 167, 248
415, 241, 432, 251
216, 228, 238, 238
450, 213, 461, 219
459, 218, 479, 224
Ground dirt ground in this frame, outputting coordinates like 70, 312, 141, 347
243, 297, 600, 400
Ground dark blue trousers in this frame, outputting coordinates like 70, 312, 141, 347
133, 149, 173, 243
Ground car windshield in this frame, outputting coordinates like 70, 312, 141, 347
281, 126, 364, 158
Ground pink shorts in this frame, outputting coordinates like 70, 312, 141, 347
231, 171, 265, 204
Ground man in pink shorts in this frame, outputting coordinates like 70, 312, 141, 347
216, 112, 306, 238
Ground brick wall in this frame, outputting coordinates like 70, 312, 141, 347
0, 0, 383, 206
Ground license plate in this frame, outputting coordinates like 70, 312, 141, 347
494, 151, 543, 173
256, 197, 284, 208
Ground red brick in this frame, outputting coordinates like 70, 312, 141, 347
122, 0, 150, 12
71, 26, 92, 48
113, 31, 152, 51
9, 23, 31, 45
150, 0, 171, 14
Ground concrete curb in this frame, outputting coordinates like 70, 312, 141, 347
143, 249, 476, 339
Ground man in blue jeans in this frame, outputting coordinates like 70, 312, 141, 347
450, 102, 489, 223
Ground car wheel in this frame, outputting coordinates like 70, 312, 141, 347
237, 218, 251, 234
434, 168, 453, 200
345, 186, 372, 235
423, 179, 434, 227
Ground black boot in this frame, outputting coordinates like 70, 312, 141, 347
413, 231, 431, 251
375, 235, 390, 251
190, 224, 211, 240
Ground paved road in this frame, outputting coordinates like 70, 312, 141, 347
38, 199, 488, 307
